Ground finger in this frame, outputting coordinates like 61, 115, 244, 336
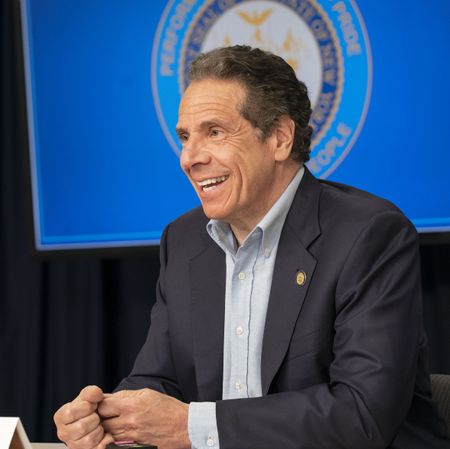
96, 432, 114, 449
99, 388, 157, 418
115, 431, 139, 444
56, 410, 99, 442
76, 385, 104, 404
55, 400, 98, 427
97, 396, 122, 418
63, 412, 101, 442
101, 416, 126, 435
68, 424, 104, 449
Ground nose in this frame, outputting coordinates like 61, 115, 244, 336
180, 135, 211, 171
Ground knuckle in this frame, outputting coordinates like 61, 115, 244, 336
73, 419, 87, 435
84, 434, 95, 447
85, 427, 103, 447
92, 413, 101, 426
63, 406, 75, 423
56, 403, 72, 423
53, 409, 62, 425
127, 414, 139, 429
56, 428, 67, 442
78, 386, 90, 400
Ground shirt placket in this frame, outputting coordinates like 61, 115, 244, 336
227, 234, 260, 399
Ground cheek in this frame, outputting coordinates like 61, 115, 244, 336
239, 158, 267, 184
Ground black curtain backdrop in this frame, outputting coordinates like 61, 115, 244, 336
1, 0, 449, 442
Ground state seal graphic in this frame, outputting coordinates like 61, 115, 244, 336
151, 0, 372, 178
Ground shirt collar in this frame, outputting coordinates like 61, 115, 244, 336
258, 165, 304, 256
207, 166, 305, 256
207, 219, 237, 255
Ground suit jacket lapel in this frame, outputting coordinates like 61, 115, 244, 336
261, 168, 322, 394
190, 241, 226, 401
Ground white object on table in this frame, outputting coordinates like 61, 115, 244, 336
0, 418, 33, 449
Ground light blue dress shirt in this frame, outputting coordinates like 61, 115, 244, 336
188, 167, 305, 449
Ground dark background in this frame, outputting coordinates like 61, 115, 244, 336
1, 0, 449, 442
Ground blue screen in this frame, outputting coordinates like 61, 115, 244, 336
20, 0, 450, 250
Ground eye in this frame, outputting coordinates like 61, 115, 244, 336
178, 133, 189, 143
209, 127, 224, 138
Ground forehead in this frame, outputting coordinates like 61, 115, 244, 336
178, 78, 246, 123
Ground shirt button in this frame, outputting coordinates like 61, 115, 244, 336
264, 248, 271, 258
235, 380, 242, 390
238, 271, 246, 280
235, 326, 244, 336
206, 436, 215, 447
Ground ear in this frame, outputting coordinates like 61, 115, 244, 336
272, 116, 295, 162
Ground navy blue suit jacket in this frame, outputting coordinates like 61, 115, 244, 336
117, 168, 449, 448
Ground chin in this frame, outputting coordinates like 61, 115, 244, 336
200, 205, 228, 222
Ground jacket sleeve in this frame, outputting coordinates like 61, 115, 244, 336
216, 210, 423, 449
115, 225, 183, 400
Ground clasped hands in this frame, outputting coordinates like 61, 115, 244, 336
54, 386, 190, 449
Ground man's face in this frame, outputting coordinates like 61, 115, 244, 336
177, 78, 286, 231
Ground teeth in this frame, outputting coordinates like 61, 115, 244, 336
198, 175, 229, 187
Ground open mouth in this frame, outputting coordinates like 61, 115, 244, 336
198, 175, 229, 192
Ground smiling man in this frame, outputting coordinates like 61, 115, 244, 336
54, 46, 449, 449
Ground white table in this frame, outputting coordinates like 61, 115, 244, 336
32, 444, 66, 449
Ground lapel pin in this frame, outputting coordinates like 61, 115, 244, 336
296, 270, 307, 286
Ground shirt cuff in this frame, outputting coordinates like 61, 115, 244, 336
188, 401, 220, 449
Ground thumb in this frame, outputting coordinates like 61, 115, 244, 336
76, 385, 104, 404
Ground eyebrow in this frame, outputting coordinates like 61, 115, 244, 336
175, 119, 227, 138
